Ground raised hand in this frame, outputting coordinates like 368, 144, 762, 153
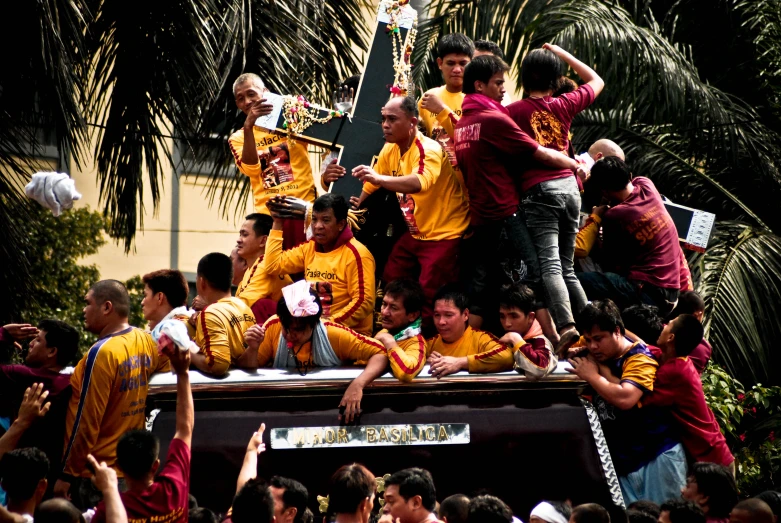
322, 159, 346, 185
17, 383, 51, 428
246, 422, 266, 455
244, 99, 274, 129
3, 324, 38, 341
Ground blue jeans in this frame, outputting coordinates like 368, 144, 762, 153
468, 212, 540, 317
522, 176, 588, 329
619, 443, 688, 505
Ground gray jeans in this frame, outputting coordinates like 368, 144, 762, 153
522, 176, 588, 329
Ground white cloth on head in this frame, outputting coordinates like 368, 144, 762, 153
530, 503, 568, 523
282, 280, 320, 317
24, 171, 82, 216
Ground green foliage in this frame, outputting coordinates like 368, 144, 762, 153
689, 222, 781, 386
7, 205, 148, 365
702, 362, 781, 493
125, 275, 148, 332
11, 205, 106, 359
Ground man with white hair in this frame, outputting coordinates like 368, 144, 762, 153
228, 73, 317, 249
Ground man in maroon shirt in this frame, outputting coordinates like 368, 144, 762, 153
91, 341, 193, 523
578, 156, 681, 316
454, 55, 581, 329
642, 314, 734, 471
669, 290, 712, 373
0, 320, 79, 484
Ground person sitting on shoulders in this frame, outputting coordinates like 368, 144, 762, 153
190, 253, 256, 377
373, 279, 428, 383
351, 95, 469, 333
643, 315, 734, 471
235, 213, 292, 324
498, 284, 558, 380
91, 342, 193, 523
427, 286, 518, 378
263, 193, 376, 335
242, 280, 388, 423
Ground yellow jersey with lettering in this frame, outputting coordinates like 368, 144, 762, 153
426, 326, 513, 373
228, 127, 317, 214
263, 228, 376, 335
418, 86, 465, 182
257, 316, 385, 367
62, 328, 168, 477
235, 255, 292, 307
362, 133, 469, 241
195, 297, 256, 376
378, 329, 427, 382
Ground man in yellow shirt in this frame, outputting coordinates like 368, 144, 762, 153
351, 96, 469, 333
241, 280, 388, 423
190, 253, 257, 377
372, 279, 428, 382
263, 194, 376, 335
418, 34, 474, 183
427, 287, 522, 378
235, 213, 292, 323
228, 73, 317, 250
55, 280, 169, 506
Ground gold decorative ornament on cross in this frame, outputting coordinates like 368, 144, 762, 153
386, 0, 417, 97
281, 95, 345, 145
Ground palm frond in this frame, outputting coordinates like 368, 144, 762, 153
82, 0, 224, 250
193, 0, 372, 219
689, 222, 781, 385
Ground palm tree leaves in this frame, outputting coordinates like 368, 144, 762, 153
193, 0, 372, 221
689, 222, 781, 385
417, 0, 781, 232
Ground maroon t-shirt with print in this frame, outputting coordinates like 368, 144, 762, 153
93, 438, 190, 523
602, 176, 681, 289
507, 84, 595, 192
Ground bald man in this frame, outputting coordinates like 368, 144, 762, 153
588, 139, 625, 161
55, 280, 169, 509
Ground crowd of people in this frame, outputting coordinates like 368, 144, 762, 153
0, 30, 765, 523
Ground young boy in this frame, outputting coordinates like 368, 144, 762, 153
507, 44, 604, 355
498, 284, 558, 379
419, 33, 474, 183
681, 462, 738, 523
642, 314, 735, 471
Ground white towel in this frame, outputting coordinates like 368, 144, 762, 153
25, 171, 82, 216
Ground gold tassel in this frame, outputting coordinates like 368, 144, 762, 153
347, 208, 368, 231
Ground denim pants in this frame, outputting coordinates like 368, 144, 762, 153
468, 212, 540, 317
522, 176, 588, 329
619, 443, 688, 505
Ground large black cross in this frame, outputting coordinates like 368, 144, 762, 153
262, 1, 415, 199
